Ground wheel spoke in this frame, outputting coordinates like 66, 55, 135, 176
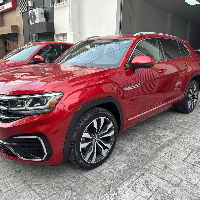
84, 141, 95, 162
188, 101, 191, 108
99, 117, 105, 131
99, 122, 113, 135
100, 130, 114, 139
98, 139, 112, 149
91, 142, 97, 163
191, 102, 194, 110
82, 132, 93, 139
97, 141, 107, 157
194, 91, 199, 97
80, 140, 92, 149
193, 84, 197, 92
93, 119, 98, 133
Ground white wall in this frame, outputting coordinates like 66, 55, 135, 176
79, 0, 118, 40
54, 3, 69, 35
54, 0, 119, 43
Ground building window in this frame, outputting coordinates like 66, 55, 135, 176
55, 0, 67, 5
55, 34, 68, 42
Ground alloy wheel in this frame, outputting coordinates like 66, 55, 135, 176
80, 117, 115, 164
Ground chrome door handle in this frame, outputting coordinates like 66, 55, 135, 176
159, 69, 166, 73
184, 63, 189, 67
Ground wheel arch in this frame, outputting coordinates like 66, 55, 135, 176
184, 72, 200, 92
62, 97, 124, 162
190, 74, 200, 89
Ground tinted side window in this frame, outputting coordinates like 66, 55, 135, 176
161, 39, 181, 60
179, 42, 190, 57
61, 44, 72, 53
36, 44, 64, 63
129, 38, 161, 63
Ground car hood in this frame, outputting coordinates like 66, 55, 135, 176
0, 60, 26, 71
0, 63, 106, 95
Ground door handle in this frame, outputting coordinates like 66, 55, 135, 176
184, 63, 189, 67
159, 69, 166, 73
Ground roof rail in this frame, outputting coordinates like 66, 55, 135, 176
134, 32, 178, 38
134, 32, 165, 36
87, 36, 100, 39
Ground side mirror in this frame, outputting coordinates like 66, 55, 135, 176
34, 55, 45, 63
125, 56, 155, 70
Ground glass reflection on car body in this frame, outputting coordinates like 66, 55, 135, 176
56, 39, 133, 68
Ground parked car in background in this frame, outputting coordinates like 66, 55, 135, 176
0, 33, 199, 169
0, 42, 73, 71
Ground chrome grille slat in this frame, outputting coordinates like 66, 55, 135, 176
0, 95, 25, 123
0, 106, 8, 110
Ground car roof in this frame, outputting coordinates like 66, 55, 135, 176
29, 42, 73, 45
86, 32, 185, 42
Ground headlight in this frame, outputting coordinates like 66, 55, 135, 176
0, 92, 63, 115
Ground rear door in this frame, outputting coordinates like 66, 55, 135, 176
159, 38, 190, 99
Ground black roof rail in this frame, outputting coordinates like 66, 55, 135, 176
134, 32, 178, 38
87, 36, 100, 39
134, 32, 165, 36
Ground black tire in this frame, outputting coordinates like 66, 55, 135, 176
176, 80, 199, 114
69, 107, 118, 169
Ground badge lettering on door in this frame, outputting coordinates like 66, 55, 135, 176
123, 83, 143, 91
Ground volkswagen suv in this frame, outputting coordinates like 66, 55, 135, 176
0, 33, 199, 169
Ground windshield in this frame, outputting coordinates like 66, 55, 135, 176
56, 39, 133, 68
3, 44, 42, 61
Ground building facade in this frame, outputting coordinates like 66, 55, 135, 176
20, 0, 54, 44
53, 0, 121, 43
1, 0, 200, 58
0, 0, 24, 58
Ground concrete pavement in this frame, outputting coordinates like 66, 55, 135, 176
1, 103, 200, 199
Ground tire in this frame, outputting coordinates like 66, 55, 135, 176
69, 107, 118, 169
176, 80, 199, 114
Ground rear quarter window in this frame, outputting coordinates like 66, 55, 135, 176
178, 42, 190, 57
161, 38, 181, 60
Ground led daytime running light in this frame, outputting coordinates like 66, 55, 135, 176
0, 92, 63, 112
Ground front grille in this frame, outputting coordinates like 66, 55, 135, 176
0, 143, 17, 157
0, 99, 9, 108
0, 98, 25, 123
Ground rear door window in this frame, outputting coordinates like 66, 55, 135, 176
61, 44, 72, 53
160, 39, 181, 60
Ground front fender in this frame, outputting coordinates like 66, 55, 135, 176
60, 84, 124, 162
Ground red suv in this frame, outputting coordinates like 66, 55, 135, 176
0, 33, 199, 169
0, 42, 73, 71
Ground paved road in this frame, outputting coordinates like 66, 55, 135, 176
1, 102, 200, 200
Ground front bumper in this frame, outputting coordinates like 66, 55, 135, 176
0, 132, 52, 161
0, 108, 70, 165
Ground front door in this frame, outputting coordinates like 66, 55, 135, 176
121, 38, 182, 121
